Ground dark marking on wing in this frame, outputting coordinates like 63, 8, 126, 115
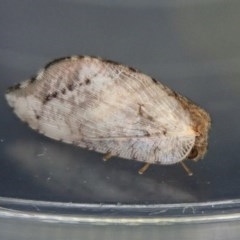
151, 78, 158, 84
144, 131, 151, 137
52, 91, 58, 98
44, 56, 71, 70
67, 83, 74, 91
103, 59, 120, 66
128, 67, 138, 73
61, 88, 66, 94
137, 103, 154, 121
85, 79, 91, 85
146, 115, 154, 121
43, 91, 59, 104
30, 76, 37, 83
7, 83, 21, 93
43, 94, 52, 104
138, 103, 144, 116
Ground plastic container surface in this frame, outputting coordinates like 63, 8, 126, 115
1, 1, 240, 239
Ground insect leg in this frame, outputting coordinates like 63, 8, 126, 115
103, 151, 112, 161
138, 163, 151, 174
137, 103, 154, 121
180, 161, 193, 176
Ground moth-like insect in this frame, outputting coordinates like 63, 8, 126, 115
5, 56, 211, 175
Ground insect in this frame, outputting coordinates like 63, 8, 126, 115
5, 56, 211, 176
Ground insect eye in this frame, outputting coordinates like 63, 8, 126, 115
188, 148, 198, 159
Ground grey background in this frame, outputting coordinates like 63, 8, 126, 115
0, 0, 240, 239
